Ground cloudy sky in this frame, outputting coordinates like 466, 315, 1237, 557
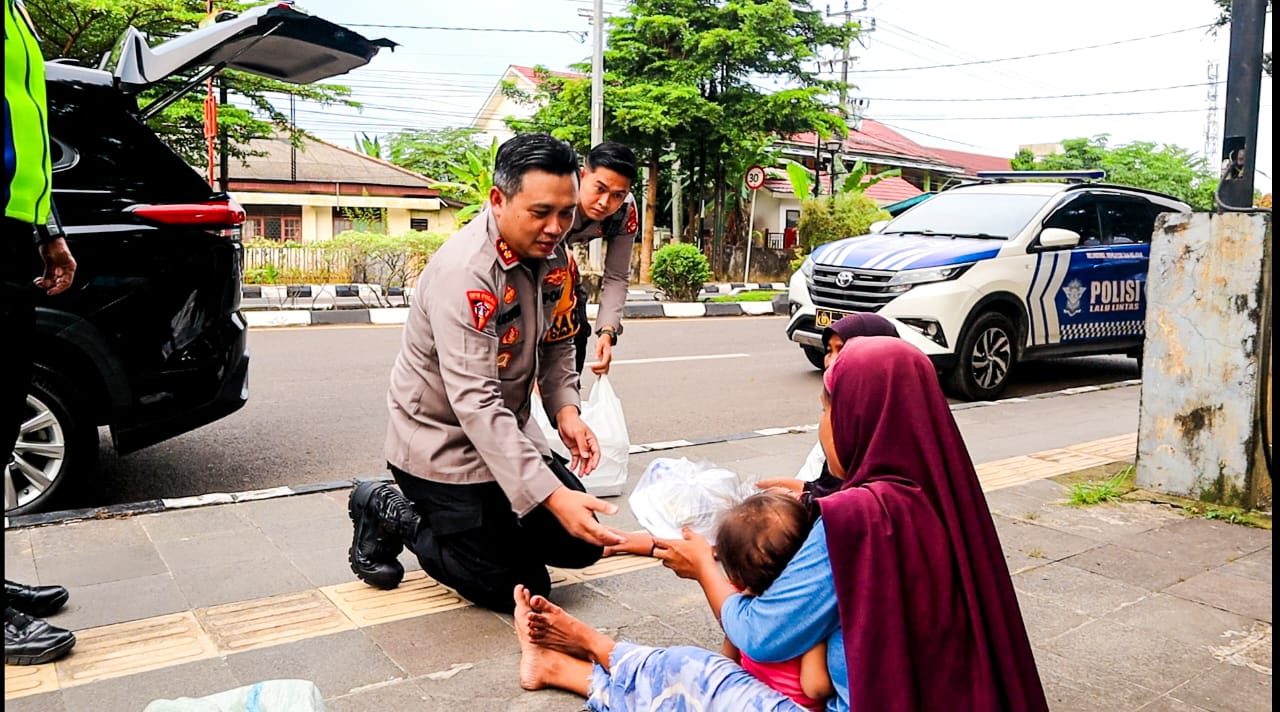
290, 0, 1272, 192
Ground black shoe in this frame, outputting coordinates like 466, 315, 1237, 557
348, 481, 419, 590
4, 607, 76, 665
5, 580, 69, 618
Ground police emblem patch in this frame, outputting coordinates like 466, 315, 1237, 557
624, 203, 638, 235
544, 268, 568, 287
1061, 279, 1086, 317
467, 290, 498, 330
501, 326, 520, 345
496, 352, 512, 369
503, 285, 517, 304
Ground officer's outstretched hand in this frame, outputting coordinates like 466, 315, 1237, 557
589, 334, 614, 375
543, 486, 626, 547
555, 406, 600, 476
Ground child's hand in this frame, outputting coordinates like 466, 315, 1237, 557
602, 529, 656, 557
653, 527, 717, 581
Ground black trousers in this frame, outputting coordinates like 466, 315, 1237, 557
390, 454, 603, 613
573, 281, 590, 376
2, 219, 41, 459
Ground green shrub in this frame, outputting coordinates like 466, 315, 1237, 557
797, 193, 890, 253
244, 263, 281, 284
651, 243, 711, 302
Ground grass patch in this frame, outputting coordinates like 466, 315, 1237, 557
707, 290, 783, 303
1068, 466, 1135, 506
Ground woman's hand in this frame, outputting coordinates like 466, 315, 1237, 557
653, 527, 717, 581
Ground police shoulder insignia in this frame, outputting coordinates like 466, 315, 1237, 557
496, 352, 512, 369
496, 238, 517, 266
624, 203, 638, 235
503, 284, 517, 304
501, 326, 520, 345
467, 290, 498, 331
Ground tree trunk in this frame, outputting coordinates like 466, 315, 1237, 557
640, 150, 659, 283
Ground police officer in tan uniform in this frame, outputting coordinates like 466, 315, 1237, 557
562, 141, 639, 376
347, 133, 625, 613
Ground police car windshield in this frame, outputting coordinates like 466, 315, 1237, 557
883, 193, 1050, 240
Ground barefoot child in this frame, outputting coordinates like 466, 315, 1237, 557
714, 491, 834, 711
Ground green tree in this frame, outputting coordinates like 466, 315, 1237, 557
1012, 135, 1217, 211
796, 192, 888, 252
426, 137, 500, 224
27, 0, 358, 165
354, 132, 382, 159
508, 0, 855, 280
385, 127, 485, 182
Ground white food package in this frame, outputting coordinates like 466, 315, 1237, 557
628, 457, 748, 543
531, 376, 630, 497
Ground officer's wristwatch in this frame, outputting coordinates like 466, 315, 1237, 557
596, 327, 619, 344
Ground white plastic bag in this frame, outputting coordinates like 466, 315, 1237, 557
795, 441, 826, 482
144, 680, 324, 711
531, 376, 630, 497
628, 457, 747, 543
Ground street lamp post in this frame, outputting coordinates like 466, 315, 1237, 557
824, 138, 844, 195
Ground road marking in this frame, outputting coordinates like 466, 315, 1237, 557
612, 353, 750, 366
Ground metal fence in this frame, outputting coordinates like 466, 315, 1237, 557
243, 246, 353, 283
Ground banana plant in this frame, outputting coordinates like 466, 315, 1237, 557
838, 158, 901, 194
427, 137, 500, 224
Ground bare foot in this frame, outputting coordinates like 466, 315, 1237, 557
528, 593, 604, 662
514, 585, 553, 691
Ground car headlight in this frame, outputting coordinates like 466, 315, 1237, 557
799, 256, 815, 284
885, 263, 974, 287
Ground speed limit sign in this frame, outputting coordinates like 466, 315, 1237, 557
745, 165, 766, 190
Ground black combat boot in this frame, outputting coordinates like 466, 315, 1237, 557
4, 607, 76, 665
348, 481, 420, 590
5, 580, 69, 618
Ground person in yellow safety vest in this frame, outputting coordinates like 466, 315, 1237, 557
3, 0, 78, 667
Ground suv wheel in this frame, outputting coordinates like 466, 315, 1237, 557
6, 375, 98, 516
803, 346, 826, 370
947, 312, 1016, 401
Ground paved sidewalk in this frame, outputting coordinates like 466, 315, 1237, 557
4, 430, 1272, 711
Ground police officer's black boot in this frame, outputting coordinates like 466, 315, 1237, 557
4, 606, 76, 665
5, 580, 69, 618
348, 481, 420, 590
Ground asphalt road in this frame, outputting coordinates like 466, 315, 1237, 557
80, 316, 1139, 508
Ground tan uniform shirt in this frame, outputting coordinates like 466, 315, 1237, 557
384, 209, 581, 516
563, 193, 638, 337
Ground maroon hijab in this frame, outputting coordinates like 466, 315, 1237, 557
817, 338, 1047, 712
822, 312, 898, 349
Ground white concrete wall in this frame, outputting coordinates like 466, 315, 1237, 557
1137, 212, 1272, 508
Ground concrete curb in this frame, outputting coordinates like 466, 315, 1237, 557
3, 379, 1142, 530
244, 300, 790, 328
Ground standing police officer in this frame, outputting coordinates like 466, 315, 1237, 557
4, 0, 77, 666
347, 133, 625, 614
561, 141, 639, 376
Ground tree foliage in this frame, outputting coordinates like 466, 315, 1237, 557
506, 0, 856, 277
26, 0, 358, 165
796, 193, 888, 252
426, 137, 500, 225
650, 243, 711, 302
385, 127, 485, 182
1012, 135, 1217, 211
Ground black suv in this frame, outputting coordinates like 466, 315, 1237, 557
8, 2, 392, 515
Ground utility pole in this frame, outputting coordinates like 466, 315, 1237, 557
579, 1, 608, 271
1217, 0, 1266, 209
826, 1, 873, 115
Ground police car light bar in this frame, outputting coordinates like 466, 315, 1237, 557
975, 170, 1106, 183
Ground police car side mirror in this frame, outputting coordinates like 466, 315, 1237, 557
868, 220, 889, 234
1039, 227, 1081, 249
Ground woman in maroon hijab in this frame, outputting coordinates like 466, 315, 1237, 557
817, 336, 1047, 711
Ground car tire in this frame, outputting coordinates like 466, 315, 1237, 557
6, 373, 98, 516
946, 311, 1016, 401
803, 346, 826, 370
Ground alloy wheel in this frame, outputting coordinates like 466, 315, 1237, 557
5, 394, 67, 513
970, 326, 1012, 390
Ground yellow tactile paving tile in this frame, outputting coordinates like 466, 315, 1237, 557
3, 658, 59, 699
1066, 433, 1138, 461
54, 612, 218, 688
196, 589, 356, 654
977, 433, 1137, 492
320, 571, 469, 627
572, 553, 664, 581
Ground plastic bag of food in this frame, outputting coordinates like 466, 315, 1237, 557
530, 376, 630, 497
794, 441, 826, 482
628, 457, 748, 543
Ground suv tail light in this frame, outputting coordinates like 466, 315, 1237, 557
126, 197, 246, 230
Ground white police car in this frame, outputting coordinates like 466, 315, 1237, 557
785, 171, 1191, 400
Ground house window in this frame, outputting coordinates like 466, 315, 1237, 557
244, 205, 304, 242
410, 217, 429, 231
332, 207, 385, 234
